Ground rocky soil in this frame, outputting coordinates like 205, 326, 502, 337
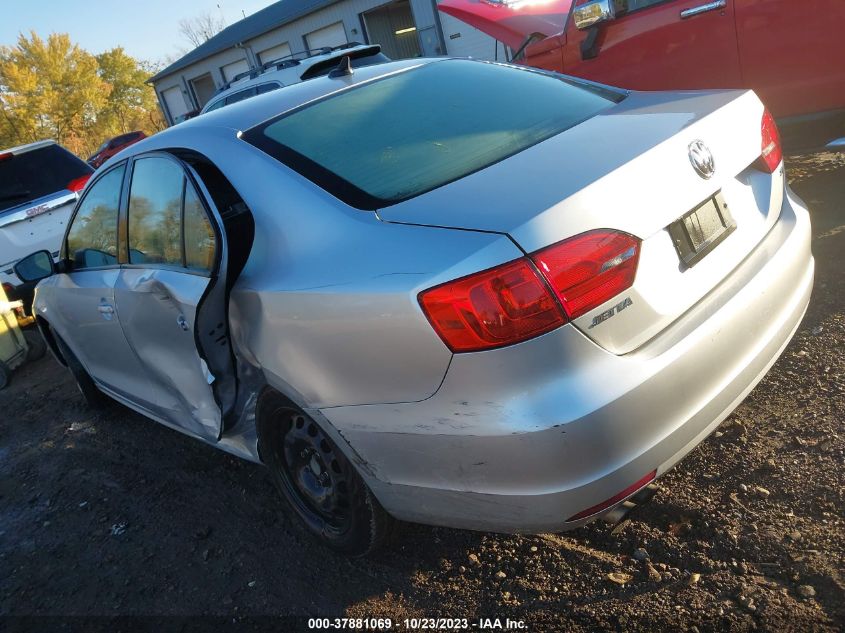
1, 154, 843, 631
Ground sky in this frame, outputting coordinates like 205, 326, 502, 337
2, 0, 278, 66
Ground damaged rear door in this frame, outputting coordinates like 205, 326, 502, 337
113, 153, 236, 440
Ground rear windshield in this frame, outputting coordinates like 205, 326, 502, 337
244, 59, 623, 209
0, 144, 93, 213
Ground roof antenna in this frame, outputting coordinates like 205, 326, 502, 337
328, 55, 353, 79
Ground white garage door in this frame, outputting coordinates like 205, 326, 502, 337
161, 86, 189, 120
305, 22, 347, 51
258, 42, 292, 65
221, 58, 250, 82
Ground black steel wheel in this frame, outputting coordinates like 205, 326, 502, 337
262, 402, 392, 556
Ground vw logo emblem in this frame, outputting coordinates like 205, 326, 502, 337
688, 140, 715, 179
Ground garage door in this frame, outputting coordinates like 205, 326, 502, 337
221, 58, 250, 82
161, 86, 189, 121
305, 22, 347, 51
258, 42, 292, 65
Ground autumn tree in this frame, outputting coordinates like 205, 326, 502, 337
97, 47, 165, 136
0, 32, 165, 158
0, 32, 106, 154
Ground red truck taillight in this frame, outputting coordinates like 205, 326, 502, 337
67, 174, 91, 192
757, 108, 783, 173
419, 230, 640, 352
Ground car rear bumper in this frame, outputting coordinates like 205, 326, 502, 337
320, 187, 813, 533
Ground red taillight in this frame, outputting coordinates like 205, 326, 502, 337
419, 230, 641, 353
0, 152, 12, 162
2, 282, 14, 296
566, 470, 656, 522
66, 174, 91, 192
758, 108, 782, 173
418, 258, 565, 353
531, 230, 640, 320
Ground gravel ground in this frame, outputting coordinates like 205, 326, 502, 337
1, 154, 843, 632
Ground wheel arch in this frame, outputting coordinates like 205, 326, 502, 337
35, 316, 66, 367
254, 385, 377, 480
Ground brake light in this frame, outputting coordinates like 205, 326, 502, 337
531, 230, 640, 320
419, 230, 641, 352
418, 258, 565, 352
66, 174, 91, 192
0, 152, 12, 162
757, 108, 782, 173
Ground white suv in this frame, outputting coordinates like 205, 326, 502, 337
0, 140, 92, 306
200, 43, 389, 115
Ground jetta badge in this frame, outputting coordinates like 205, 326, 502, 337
688, 140, 715, 179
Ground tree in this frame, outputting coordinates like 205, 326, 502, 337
0, 32, 107, 154
97, 47, 166, 135
178, 12, 226, 48
0, 32, 165, 157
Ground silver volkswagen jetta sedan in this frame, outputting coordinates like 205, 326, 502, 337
15, 58, 813, 555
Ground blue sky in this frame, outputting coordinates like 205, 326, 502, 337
3, 0, 277, 66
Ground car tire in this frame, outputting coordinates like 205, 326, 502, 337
23, 329, 47, 362
0, 361, 10, 390
263, 404, 393, 556
54, 334, 109, 409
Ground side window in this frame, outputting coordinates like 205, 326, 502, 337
225, 87, 258, 106
623, 0, 670, 12
127, 155, 217, 274
184, 184, 216, 272
256, 82, 282, 95
128, 157, 183, 265
205, 99, 225, 112
66, 164, 125, 270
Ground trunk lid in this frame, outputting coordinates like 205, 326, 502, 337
437, 0, 572, 51
379, 89, 782, 353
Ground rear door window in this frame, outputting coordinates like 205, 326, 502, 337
66, 164, 125, 270
127, 155, 217, 272
127, 157, 183, 266
0, 144, 93, 213
183, 185, 216, 272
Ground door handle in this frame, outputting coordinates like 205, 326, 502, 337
176, 314, 189, 331
680, 0, 726, 19
97, 302, 115, 321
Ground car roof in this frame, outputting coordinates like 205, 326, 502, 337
1, 139, 56, 155
177, 58, 437, 134
203, 43, 385, 111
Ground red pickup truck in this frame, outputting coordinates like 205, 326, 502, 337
438, 0, 845, 151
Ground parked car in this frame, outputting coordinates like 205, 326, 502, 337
88, 131, 147, 168
199, 42, 390, 115
16, 59, 812, 555
438, 0, 845, 151
1, 140, 93, 314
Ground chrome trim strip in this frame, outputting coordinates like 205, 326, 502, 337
0, 192, 77, 228
680, 0, 727, 19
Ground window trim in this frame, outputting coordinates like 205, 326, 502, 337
61, 161, 128, 273
121, 151, 219, 278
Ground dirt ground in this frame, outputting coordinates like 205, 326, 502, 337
1, 154, 843, 632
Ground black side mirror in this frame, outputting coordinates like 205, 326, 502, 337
14, 250, 55, 283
